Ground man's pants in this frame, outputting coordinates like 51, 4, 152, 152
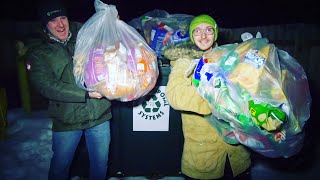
49, 121, 111, 180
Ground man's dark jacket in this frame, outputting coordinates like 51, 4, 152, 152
27, 22, 112, 131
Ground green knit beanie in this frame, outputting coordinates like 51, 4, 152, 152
189, 14, 218, 43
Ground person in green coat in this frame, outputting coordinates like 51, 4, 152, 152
26, 1, 112, 180
166, 14, 251, 179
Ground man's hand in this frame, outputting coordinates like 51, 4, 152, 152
88, 91, 103, 99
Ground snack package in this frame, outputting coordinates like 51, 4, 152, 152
194, 38, 311, 158
73, 0, 159, 101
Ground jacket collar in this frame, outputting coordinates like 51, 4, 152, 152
46, 30, 72, 46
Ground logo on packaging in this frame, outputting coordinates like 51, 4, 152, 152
244, 49, 266, 69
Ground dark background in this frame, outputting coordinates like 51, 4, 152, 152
3, 0, 319, 27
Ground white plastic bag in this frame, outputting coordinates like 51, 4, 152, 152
73, 0, 159, 101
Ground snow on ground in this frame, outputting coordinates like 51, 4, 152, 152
0, 108, 52, 180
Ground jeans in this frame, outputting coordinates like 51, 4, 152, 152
49, 121, 111, 180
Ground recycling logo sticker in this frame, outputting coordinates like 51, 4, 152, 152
142, 96, 161, 113
133, 86, 170, 131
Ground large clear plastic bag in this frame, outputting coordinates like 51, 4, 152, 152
73, 0, 159, 102
193, 38, 311, 158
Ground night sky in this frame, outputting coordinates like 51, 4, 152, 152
4, 0, 319, 28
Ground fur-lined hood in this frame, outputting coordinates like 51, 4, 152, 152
162, 42, 203, 61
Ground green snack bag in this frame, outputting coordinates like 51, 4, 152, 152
248, 100, 286, 131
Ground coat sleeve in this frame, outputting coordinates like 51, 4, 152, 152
28, 52, 87, 103
166, 58, 211, 115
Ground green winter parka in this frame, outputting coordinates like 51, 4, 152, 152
26, 22, 112, 132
